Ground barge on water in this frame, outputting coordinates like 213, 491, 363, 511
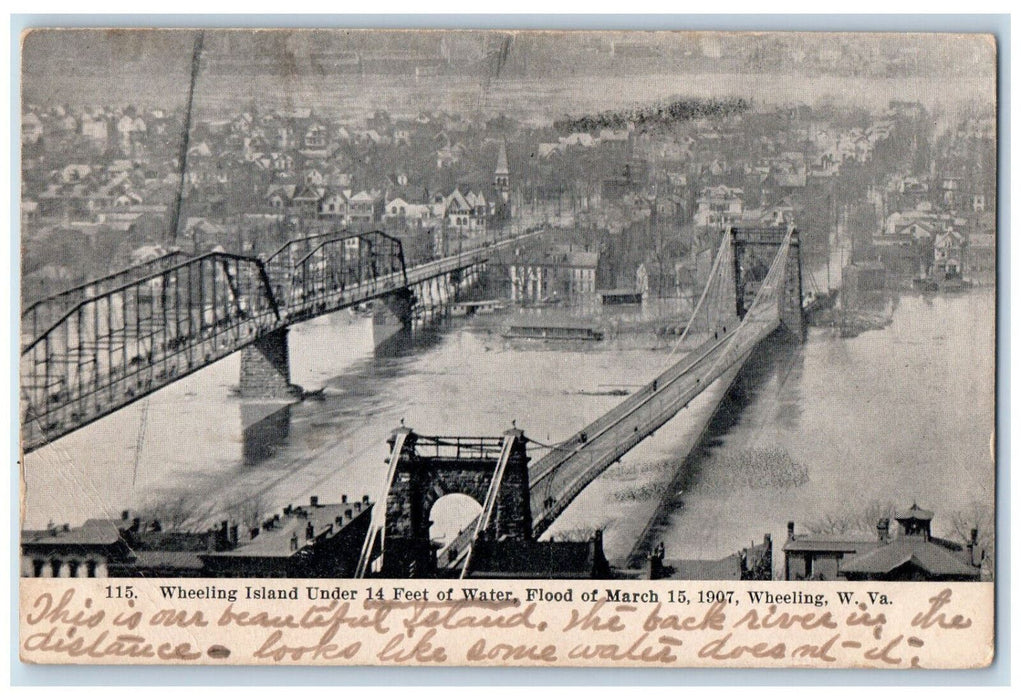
502, 324, 604, 341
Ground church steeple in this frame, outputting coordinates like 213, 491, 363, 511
494, 141, 510, 204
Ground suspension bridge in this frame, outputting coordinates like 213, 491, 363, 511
20, 229, 537, 453
355, 224, 804, 578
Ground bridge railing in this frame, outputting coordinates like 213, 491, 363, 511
20, 228, 543, 452
22, 251, 190, 350
439, 229, 794, 569
530, 229, 794, 529
285, 232, 408, 320
21, 252, 281, 452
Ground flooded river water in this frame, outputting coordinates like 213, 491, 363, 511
23, 289, 995, 573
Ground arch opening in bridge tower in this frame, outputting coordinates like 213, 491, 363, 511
429, 493, 483, 557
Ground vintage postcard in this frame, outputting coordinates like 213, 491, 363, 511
18, 28, 996, 668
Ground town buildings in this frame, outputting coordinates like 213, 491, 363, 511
783, 504, 984, 582
648, 535, 773, 580
21, 495, 373, 578
507, 244, 599, 303
21, 87, 994, 306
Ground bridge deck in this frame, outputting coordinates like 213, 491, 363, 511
435, 319, 778, 570
21, 232, 540, 453
436, 226, 795, 573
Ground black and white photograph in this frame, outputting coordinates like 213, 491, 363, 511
18, 28, 996, 590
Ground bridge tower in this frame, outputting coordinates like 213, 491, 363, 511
778, 229, 805, 340
730, 225, 804, 341
380, 426, 532, 577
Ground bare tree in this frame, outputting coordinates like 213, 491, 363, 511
805, 499, 897, 537
946, 501, 995, 581
139, 492, 205, 531
223, 490, 270, 532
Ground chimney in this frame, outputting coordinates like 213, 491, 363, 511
284, 504, 292, 515
335, 516, 344, 526
121, 510, 130, 521
787, 521, 795, 540
354, 502, 361, 512
363, 494, 370, 504
877, 518, 890, 543
341, 494, 348, 503
310, 495, 319, 508
649, 542, 666, 580
230, 525, 239, 547
131, 517, 141, 533
967, 528, 980, 566
345, 508, 353, 519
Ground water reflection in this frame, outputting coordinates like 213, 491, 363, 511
241, 403, 292, 467
626, 334, 804, 566
616, 288, 994, 565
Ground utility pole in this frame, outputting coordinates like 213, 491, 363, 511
169, 31, 204, 246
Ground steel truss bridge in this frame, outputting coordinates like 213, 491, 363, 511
21, 230, 534, 453
432, 225, 801, 574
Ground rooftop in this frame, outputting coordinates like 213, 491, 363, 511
205, 496, 372, 559
783, 537, 874, 554
895, 503, 934, 521
838, 538, 978, 577
23, 519, 122, 546
657, 555, 743, 580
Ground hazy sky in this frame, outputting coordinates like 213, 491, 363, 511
21, 30, 996, 118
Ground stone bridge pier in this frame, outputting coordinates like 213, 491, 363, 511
372, 287, 416, 348
239, 328, 304, 400
372, 263, 489, 347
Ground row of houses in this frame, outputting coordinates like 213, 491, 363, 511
258, 184, 504, 235
21, 495, 373, 578
22, 498, 984, 582
872, 198, 995, 281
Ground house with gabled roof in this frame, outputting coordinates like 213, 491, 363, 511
319, 188, 350, 221
291, 184, 325, 217
347, 190, 384, 227
933, 228, 966, 281
266, 184, 296, 210
384, 196, 441, 225
303, 122, 329, 150
694, 185, 744, 228
443, 188, 489, 235
783, 504, 983, 582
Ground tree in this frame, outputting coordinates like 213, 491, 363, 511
947, 501, 995, 581
805, 499, 897, 537
140, 492, 205, 531
223, 490, 270, 532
